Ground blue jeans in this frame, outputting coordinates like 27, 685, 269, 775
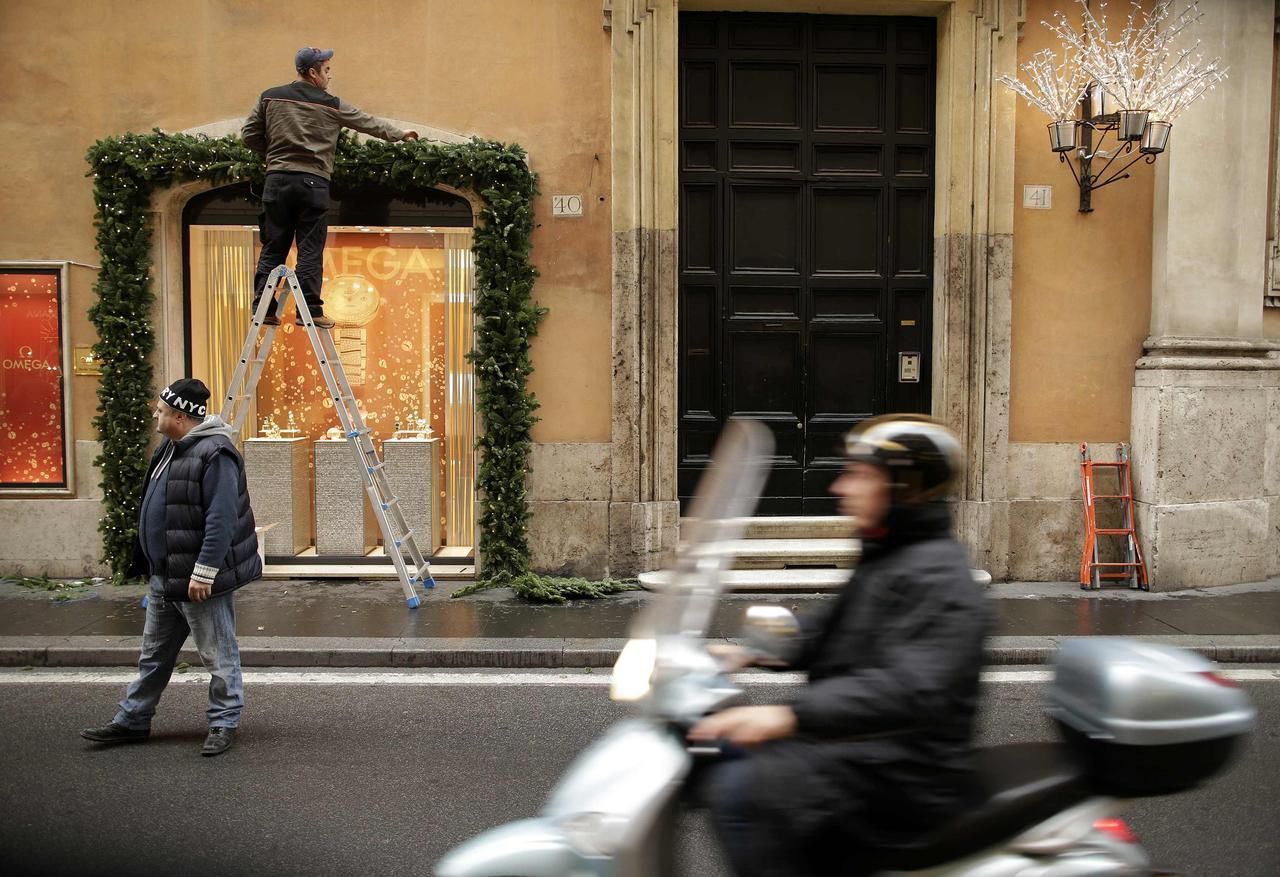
114, 576, 244, 730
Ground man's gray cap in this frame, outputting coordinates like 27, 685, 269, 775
296, 47, 334, 73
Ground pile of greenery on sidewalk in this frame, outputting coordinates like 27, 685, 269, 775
453, 573, 639, 604
1, 574, 103, 602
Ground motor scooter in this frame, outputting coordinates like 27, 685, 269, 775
435, 420, 1255, 877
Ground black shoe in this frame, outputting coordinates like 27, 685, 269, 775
201, 727, 236, 757
80, 722, 150, 745
297, 313, 335, 330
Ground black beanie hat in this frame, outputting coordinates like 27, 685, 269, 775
160, 378, 210, 418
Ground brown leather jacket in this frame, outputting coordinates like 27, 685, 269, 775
242, 81, 405, 180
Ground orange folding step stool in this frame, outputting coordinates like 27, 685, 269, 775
1079, 443, 1149, 591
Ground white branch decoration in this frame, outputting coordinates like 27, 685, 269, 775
997, 48, 1090, 120
1045, 0, 1227, 121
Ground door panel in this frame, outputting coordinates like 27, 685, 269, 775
813, 66, 884, 131
811, 186, 882, 275
729, 184, 803, 273
730, 63, 802, 128
678, 13, 935, 513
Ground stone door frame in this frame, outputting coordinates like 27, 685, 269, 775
604, 0, 1020, 575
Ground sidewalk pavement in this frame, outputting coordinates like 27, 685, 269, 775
2, 576, 1280, 669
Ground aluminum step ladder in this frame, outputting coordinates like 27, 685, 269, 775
220, 264, 435, 607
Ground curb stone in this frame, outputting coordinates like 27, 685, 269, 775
2, 634, 1279, 669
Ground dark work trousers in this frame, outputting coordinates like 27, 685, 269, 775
709, 756, 798, 877
706, 748, 877, 877
252, 171, 330, 315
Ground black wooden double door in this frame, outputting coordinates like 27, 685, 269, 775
678, 13, 937, 514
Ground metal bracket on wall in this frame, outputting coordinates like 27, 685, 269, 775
1062, 118, 1159, 214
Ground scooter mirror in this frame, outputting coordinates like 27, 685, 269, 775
740, 605, 800, 662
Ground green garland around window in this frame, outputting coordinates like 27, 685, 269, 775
86, 130, 543, 586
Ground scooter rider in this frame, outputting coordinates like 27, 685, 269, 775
689, 415, 993, 877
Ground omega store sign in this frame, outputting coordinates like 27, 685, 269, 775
0, 265, 73, 493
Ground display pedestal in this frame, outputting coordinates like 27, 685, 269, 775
244, 438, 311, 557
314, 440, 378, 556
383, 437, 443, 556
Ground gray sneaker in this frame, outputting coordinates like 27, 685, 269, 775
201, 727, 236, 757
81, 722, 150, 745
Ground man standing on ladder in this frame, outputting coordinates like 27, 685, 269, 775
242, 47, 418, 328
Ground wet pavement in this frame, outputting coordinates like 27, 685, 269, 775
3, 576, 1280, 640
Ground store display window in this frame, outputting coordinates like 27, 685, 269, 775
185, 185, 475, 560
0, 264, 72, 494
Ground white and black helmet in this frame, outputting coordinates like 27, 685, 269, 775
844, 414, 963, 503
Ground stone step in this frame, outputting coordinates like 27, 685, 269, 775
639, 566, 994, 592
713, 537, 859, 569
681, 516, 853, 540
638, 568, 849, 592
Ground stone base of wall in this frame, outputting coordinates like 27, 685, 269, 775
527, 442, 614, 578
1135, 499, 1270, 589
1130, 351, 1280, 590
607, 499, 679, 578
968, 442, 1149, 584
1268, 496, 1280, 580
0, 441, 107, 578
529, 500, 611, 577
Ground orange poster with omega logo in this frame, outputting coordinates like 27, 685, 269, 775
0, 271, 66, 487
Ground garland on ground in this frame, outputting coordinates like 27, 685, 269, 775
453, 573, 638, 604
86, 130, 543, 586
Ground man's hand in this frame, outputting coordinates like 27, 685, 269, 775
402, 131, 419, 141
188, 579, 212, 602
688, 705, 798, 747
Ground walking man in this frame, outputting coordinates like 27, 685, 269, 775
242, 47, 418, 329
81, 379, 261, 757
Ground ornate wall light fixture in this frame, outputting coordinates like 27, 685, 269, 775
999, 1, 1227, 213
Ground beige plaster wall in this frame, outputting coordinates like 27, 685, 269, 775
1008, 0, 1153, 443
0, 0, 613, 455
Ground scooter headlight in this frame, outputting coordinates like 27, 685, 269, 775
610, 638, 657, 702
560, 811, 631, 858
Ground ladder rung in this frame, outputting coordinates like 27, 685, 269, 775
381, 497, 400, 510
1091, 494, 1129, 499
348, 428, 372, 438
1090, 562, 1142, 567
1095, 529, 1134, 536
367, 462, 387, 473
393, 529, 416, 547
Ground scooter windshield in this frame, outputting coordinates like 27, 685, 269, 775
638, 420, 773, 642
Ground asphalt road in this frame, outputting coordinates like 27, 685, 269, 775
0, 668, 1276, 876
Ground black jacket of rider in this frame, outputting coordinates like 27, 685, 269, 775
757, 502, 992, 849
